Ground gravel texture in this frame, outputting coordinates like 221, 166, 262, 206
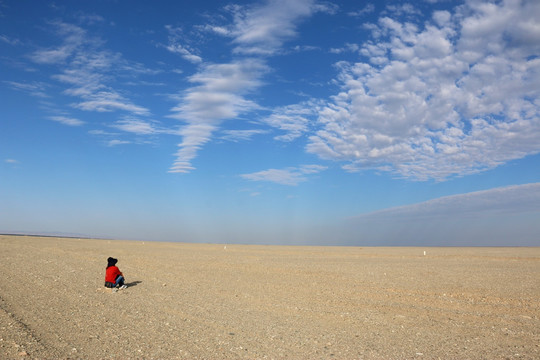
0, 235, 539, 359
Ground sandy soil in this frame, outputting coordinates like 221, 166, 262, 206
0, 235, 538, 359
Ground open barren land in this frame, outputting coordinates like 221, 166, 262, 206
0, 235, 539, 359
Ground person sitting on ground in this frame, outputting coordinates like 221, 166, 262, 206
104, 257, 127, 290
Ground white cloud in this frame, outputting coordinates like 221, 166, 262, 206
291, 44, 320, 52
229, 0, 325, 55
241, 164, 327, 186
111, 118, 159, 135
299, 164, 327, 174
329, 43, 359, 54
384, 3, 421, 17
29, 21, 150, 117
107, 139, 130, 147
348, 4, 375, 17
0, 34, 21, 45
200, 25, 231, 36
5, 159, 19, 164
308, 0, 540, 181
88, 129, 117, 136
169, 59, 268, 172
111, 117, 182, 137
166, 44, 202, 63
263, 100, 322, 141
164, 25, 202, 64
4, 81, 49, 98
220, 129, 268, 142
53, 68, 107, 97
29, 21, 86, 64
49, 115, 84, 126
30, 45, 74, 64
75, 92, 150, 115
77, 13, 105, 25
169, 123, 216, 173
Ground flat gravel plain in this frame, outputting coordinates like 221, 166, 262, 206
0, 235, 539, 359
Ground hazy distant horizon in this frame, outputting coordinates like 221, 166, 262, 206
1, 232, 539, 248
3, 182, 539, 247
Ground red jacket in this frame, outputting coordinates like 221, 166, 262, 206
105, 266, 123, 283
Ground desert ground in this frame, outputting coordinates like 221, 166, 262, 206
0, 235, 538, 359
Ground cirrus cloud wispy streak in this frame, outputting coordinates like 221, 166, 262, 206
168, 0, 326, 173
29, 21, 150, 117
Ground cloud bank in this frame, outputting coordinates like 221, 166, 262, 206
343, 183, 540, 246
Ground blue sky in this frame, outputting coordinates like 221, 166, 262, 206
1, 0, 539, 246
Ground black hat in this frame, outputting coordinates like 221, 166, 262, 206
107, 257, 118, 267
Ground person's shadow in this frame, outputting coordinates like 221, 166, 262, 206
125, 281, 142, 287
